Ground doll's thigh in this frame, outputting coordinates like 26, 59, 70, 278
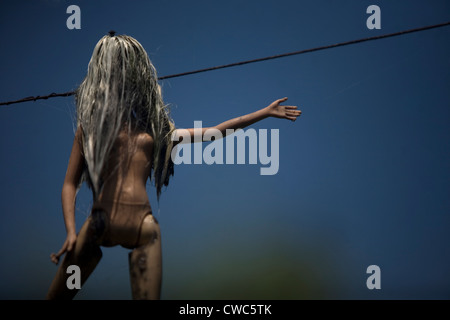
46, 217, 103, 299
65, 216, 103, 276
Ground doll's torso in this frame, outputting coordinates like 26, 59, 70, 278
92, 129, 156, 248
97, 129, 154, 203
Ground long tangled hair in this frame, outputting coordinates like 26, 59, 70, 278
75, 34, 175, 200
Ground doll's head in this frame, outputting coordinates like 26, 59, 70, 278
75, 33, 175, 200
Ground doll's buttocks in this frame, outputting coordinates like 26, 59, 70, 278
91, 199, 153, 249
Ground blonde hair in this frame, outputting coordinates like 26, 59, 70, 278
75, 34, 175, 200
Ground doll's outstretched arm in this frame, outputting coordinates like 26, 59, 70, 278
50, 127, 85, 264
172, 97, 301, 144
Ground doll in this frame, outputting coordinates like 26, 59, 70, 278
46, 32, 301, 299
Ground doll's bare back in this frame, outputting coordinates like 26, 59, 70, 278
91, 130, 158, 249
97, 130, 154, 203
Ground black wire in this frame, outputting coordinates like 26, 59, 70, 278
0, 91, 76, 106
1, 21, 449, 106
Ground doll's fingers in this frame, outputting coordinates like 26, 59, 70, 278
286, 111, 301, 117
50, 253, 60, 264
285, 108, 301, 115
53, 252, 62, 262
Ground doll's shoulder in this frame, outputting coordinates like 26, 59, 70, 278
136, 132, 154, 151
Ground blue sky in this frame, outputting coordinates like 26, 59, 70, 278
0, 0, 449, 299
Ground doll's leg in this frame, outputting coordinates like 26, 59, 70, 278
46, 214, 104, 299
128, 214, 162, 300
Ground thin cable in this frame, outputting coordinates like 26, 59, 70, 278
1, 21, 449, 106
0, 91, 76, 106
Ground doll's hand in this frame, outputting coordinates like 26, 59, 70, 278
50, 233, 77, 265
266, 97, 301, 121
